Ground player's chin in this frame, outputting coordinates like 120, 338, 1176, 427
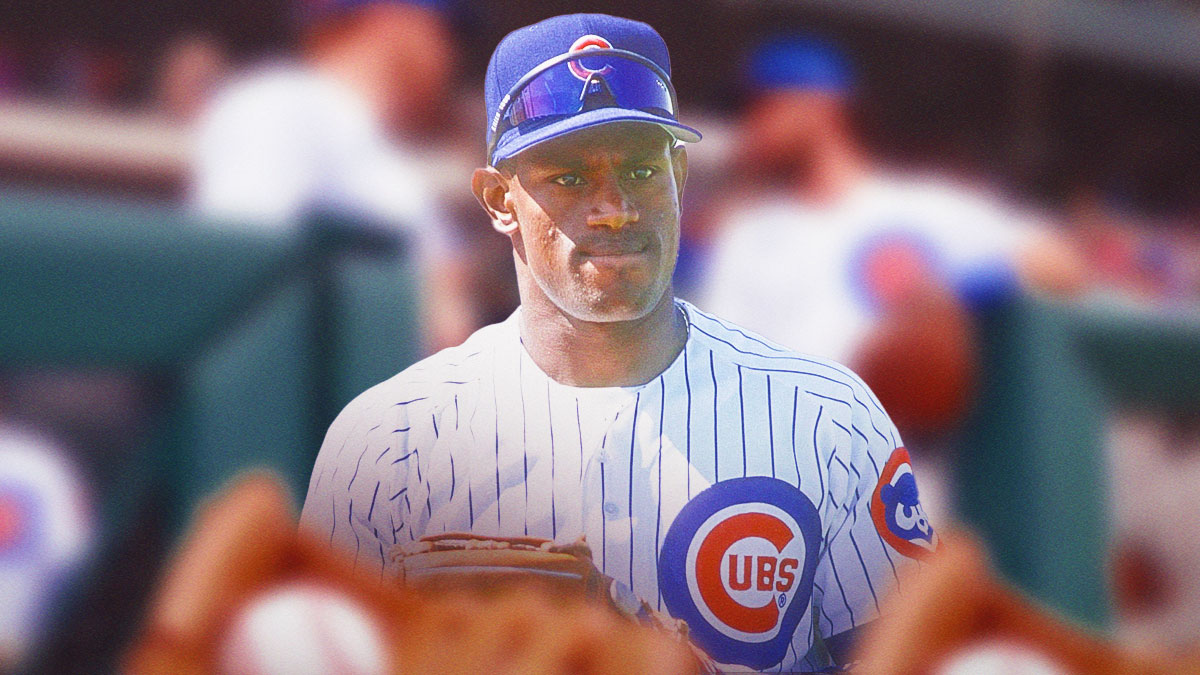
574, 283, 671, 323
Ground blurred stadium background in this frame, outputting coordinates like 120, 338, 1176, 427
2, 0, 1199, 671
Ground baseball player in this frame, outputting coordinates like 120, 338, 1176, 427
301, 14, 938, 672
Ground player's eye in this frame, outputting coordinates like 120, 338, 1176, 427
625, 166, 657, 181
551, 173, 584, 187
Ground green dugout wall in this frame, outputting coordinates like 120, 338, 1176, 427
959, 295, 1200, 631
1, 190, 421, 669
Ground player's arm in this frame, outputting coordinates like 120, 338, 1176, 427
299, 388, 422, 578
948, 201, 1088, 308
810, 375, 938, 669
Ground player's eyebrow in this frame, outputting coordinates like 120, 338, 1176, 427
538, 155, 588, 171
529, 148, 668, 177
622, 147, 670, 165
521, 130, 672, 172
513, 145, 584, 174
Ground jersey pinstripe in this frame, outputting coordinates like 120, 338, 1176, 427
300, 299, 932, 672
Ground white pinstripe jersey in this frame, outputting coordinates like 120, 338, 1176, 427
300, 299, 937, 672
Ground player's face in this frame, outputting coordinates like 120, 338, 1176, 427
495, 124, 686, 323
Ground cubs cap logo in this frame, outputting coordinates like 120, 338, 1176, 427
568, 34, 614, 81
659, 477, 820, 669
870, 447, 938, 558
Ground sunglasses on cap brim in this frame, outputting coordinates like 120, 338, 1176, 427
487, 49, 681, 166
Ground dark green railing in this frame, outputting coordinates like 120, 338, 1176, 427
1, 190, 421, 670
959, 295, 1200, 631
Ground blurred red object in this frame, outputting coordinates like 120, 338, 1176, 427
851, 284, 979, 438
852, 531, 1180, 675
1110, 538, 1171, 618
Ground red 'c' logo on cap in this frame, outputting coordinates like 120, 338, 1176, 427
568, 34, 614, 81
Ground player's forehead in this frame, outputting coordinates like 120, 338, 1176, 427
509, 122, 674, 172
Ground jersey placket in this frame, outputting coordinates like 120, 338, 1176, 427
578, 391, 642, 572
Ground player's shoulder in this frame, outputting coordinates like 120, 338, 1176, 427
200, 62, 350, 131
206, 63, 299, 109
868, 169, 1018, 219
714, 194, 818, 241
680, 300, 871, 395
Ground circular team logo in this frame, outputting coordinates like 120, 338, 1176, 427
658, 477, 820, 669
848, 229, 943, 311
870, 447, 938, 558
568, 34, 614, 81
0, 482, 39, 565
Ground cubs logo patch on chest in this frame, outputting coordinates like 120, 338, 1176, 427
658, 477, 820, 669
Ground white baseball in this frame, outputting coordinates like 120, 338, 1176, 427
935, 639, 1068, 675
218, 582, 390, 675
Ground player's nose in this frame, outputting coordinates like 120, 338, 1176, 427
585, 176, 638, 230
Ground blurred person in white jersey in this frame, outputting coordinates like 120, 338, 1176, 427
697, 34, 1085, 524
701, 40, 1084, 416
189, 0, 475, 352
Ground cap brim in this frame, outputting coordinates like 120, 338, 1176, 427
491, 108, 702, 165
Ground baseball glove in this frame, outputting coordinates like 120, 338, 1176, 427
392, 533, 717, 673
128, 476, 705, 675
393, 533, 600, 594
852, 531, 1175, 675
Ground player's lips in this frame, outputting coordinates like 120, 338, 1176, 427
577, 239, 651, 259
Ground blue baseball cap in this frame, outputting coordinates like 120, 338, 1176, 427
484, 13, 701, 166
747, 34, 854, 94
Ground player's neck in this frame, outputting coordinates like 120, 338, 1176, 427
518, 292, 687, 388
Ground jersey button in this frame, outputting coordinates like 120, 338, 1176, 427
603, 502, 619, 517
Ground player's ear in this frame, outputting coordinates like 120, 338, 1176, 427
670, 145, 688, 201
472, 166, 518, 235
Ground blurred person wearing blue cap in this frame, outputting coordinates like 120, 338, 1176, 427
302, 15, 940, 673
698, 34, 1086, 453
189, 0, 476, 352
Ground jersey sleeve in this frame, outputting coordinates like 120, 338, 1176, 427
929, 188, 1046, 308
810, 375, 937, 661
299, 385, 432, 579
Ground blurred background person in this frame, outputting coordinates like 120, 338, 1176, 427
694, 33, 1087, 523
188, 0, 476, 353
0, 424, 93, 672
700, 33, 1086, 381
